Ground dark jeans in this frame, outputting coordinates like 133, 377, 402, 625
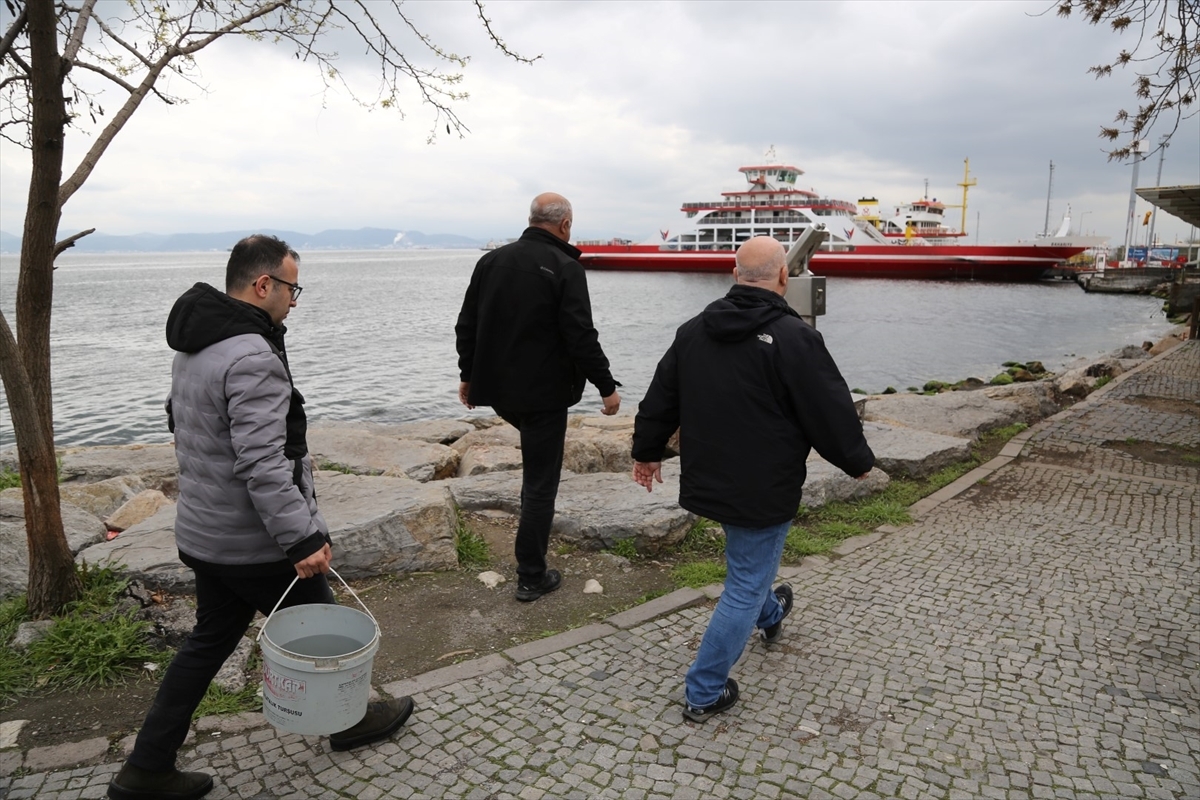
493, 406, 568, 585
128, 569, 333, 772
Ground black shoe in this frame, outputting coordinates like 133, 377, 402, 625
107, 763, 213, 800
761, 584, 794, 644
682, 678, 739, 723
329, 696, 415, 752
515, 569, 562, 602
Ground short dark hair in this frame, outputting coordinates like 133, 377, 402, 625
226, 235, 300, 292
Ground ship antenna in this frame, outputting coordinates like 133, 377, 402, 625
765, 144, 777, 162
1043, 160, 1054, 237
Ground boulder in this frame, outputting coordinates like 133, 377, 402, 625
569, 414, 635, 431
1111, 345, 1150, 361
213, 637, 255, 693
801, 457, 890, 509
979, 381, 1062, 421
1054, 366, 1097, 399
307, 427, 458, 482
58, 444, 178, 493
449, 427, 520, 455
106, 490, 174, 532
862, 389, 1032, 441
862, 422, 972, 478
3, 476, 148, 520
1, 496, 107, 598
75, 506, 193, 590
563, 427, 634, 474
309, 419, 474, 446
315, 472, 459, 576
1085, 359, 1123, 379
457, 445, 523, 477
446, 462, 695, 554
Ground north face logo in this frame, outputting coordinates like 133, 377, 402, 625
757, 334, 773, 344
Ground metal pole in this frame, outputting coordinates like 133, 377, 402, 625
1122, 141, 1147, 264
1147, 138, 1168, 250
1043, 161, 1054, 236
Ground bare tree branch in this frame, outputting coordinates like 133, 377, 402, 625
0, 1, 29, 64
473, 0, 541, 65
53, 228, 96, 258
62, 0, 98, 64
1052, 0, 1198, 160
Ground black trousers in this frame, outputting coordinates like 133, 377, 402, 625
128, 569, 333, 772
493, 406, 568, 585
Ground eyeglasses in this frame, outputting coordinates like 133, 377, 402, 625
270, 275, 303, 301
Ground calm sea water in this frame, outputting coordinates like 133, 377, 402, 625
0, 249, 1175, 449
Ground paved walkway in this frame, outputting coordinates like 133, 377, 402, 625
3, 342, 1197, 800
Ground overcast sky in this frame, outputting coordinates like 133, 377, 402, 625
1, 0, 1197, 247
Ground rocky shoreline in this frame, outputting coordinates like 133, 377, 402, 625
0, 327, 1190, 603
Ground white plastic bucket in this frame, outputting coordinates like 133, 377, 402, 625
257, 569, 380, 735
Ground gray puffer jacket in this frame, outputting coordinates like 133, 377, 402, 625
165, 283, 328, 572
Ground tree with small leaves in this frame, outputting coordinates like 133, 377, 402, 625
1052, 0, 1198, 160
0, 0, 536, 618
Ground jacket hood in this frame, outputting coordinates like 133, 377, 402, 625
519, 226, 582, 260
701, 284, 797, 342
166, 282, 284, 353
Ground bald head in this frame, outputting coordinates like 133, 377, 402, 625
529, 192, 573, 237
734, 237, 787, 291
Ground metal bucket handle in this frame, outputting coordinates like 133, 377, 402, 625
256, 567, 378, 643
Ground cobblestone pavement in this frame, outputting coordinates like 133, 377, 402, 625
4, 342, 1197, 800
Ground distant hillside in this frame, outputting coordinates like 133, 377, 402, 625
0, 227, 486, 253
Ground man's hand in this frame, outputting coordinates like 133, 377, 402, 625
294, 543, 332, 579
458, 381, 474, 410
601, 390, 621, 416
632, 460, 662, 492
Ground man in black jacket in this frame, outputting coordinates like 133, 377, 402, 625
456, 193, 621, 601
631, 236, 874, 723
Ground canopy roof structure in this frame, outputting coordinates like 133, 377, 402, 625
1135, 185, 1200, 228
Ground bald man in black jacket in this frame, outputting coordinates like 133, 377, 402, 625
456, 193, 621, 602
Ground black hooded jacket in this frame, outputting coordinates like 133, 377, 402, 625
632, 284, 875, 528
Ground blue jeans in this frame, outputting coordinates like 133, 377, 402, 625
684, 520, 791, 708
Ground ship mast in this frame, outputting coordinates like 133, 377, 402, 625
944, 158, 976, 235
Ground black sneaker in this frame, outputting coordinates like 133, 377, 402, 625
515, 569, 562, 602
682, 678, 739, 723
329, 696, 415, 752
761, 583, 794, 644
107, 763, 213, 800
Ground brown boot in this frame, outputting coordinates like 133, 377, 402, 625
107, 762, 213, 799
328, 696, 415, 751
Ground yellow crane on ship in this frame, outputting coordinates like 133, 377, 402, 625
942, 158, 976, 236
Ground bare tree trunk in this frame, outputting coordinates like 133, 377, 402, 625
10, 0, 82, 617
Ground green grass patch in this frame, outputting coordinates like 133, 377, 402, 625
677, 518, 726, 557
671, 560, 725, 588
1093, 375, 1113, 389
315, 460, 355, 475
0, 468, 20, 490
194, 650, 262, 719
632, 588, 671, 605
606, 539, 639, 559
26, 612, 157, 690
453, 507, 490, 568
1182, 454, 1200, 465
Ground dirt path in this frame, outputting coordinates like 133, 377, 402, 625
3, 512, 683, 751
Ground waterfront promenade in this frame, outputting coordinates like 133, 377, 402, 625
3, 341, 1197, 800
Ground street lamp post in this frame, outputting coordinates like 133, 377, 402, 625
1078, 211, 1090, 236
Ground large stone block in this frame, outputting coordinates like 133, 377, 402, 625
309, 419, 474, 445
801, 457, 890, 509
1, 496, 107, 598
58, 443, 178, 492
106, 489, 174, 532
315, 472, 459, 576
446, 462, 695, 554
863, 422, 972, 478
449, 426, 521, 455
863, 390, 1030, 441
307, 426, 459, 482
75, 505, 193, 590
457, 445, 523, 477
563, 427, 633, 474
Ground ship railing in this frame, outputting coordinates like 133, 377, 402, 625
681, 198, 856, 211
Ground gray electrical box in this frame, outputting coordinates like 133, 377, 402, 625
786, 273, 826, 317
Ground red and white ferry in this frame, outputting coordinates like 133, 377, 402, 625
576, 160, 1105, 281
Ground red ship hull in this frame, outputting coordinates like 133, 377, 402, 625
577, 243, 1088, 281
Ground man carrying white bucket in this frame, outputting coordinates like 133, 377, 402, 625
108, 236, 414, 800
